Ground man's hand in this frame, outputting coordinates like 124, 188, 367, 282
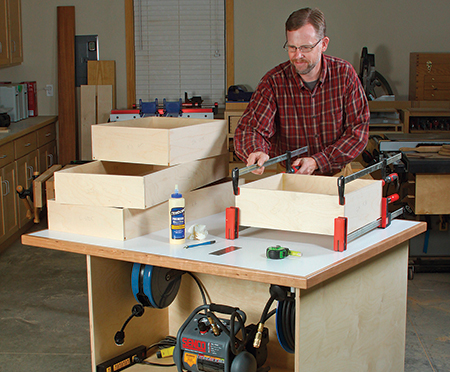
247, 152, 269, 175
292, 157, 318, 175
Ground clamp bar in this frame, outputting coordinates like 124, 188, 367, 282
337, 152, 402, 205
344, 152, 402, 184
347, 206, 404, 243
232, 146, 308, 195
237, 146, 308, 176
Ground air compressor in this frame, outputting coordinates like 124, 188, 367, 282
173, 303, 269, 372
113, 264, 293, 372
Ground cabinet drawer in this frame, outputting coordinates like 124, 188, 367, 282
14, 132, 37, 159
403, 174, 450, 214
0, 142, 14, 168
423, 89, 450, 100
229, 116, 240, 135
37, 123, 56, 147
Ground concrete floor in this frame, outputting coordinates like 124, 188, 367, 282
0, 224, 449, 372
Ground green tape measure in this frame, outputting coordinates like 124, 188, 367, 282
266, 245, 302, 260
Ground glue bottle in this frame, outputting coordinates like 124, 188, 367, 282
169, 185, 185, 244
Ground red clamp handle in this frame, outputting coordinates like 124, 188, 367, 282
382, 173, 399, 186
380, 193, 399, 229
387, 193, 399, 203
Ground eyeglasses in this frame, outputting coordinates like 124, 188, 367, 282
283, 38, 322, 54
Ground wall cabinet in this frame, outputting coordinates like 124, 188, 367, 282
409, 53, 450, 101
0, 116, 57, 250
224, 102, 248, 162
0, 0, 22, 67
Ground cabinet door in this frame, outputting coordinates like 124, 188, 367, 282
38, 140, 57, 173
8, 0, 22, 65
15, 150, 37, 228
0, 170, 4, 239
0, 0, 10, 66
1, 161, 18, 239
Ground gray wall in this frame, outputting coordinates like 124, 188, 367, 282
0, 0, 127, 115
234, 0, 450, 100
1, 0, 449, 115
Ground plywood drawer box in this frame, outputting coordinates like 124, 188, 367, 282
91, 117, 227, 166
48, 181, 235, 240
235, 173, 382, 236
55, 154, 228, 209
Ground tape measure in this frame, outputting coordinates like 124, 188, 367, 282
266, 245, 302, 259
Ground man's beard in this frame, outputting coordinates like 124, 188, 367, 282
291, 58, 318, 76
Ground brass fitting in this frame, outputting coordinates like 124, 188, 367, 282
208, 316, 220, 336
253, 322, 265, 348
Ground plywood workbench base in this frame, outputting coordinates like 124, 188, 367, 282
22, 205, 425, 371
86, 242, 408, 372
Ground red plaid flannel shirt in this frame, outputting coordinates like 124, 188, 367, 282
234, 55, 370, 174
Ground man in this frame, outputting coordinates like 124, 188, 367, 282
234, 7, 369, 176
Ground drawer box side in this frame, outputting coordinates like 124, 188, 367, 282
48, 200, 126, 240
54, 155, 228, 209
55, 171, 146, 208
91, 117, 227, 166
236, 174, 382, 236
237, 187, 343, 235
168, 120, 227, 165
143, 153, 228, 207
92, 125, 170, 165
48, 180, 235, 240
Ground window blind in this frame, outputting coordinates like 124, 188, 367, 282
134, 0, 225, 108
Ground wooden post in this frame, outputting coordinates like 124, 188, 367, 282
80, 85, 113, 160
57, 6, 77, 164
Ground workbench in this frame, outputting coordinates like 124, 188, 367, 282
380, 133, 450, 215
22, 212, 425, 372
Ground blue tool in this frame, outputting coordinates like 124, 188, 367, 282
184, 240, 216, 249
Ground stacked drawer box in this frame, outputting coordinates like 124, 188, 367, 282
48, 117, 231, 240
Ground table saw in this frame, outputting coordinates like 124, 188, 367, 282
378, 133, 450, 273
379, 133, 450, 214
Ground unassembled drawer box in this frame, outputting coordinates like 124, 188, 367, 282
48, 181, 234, 240
91, 117, 227, 166
54, 154, 228, 209
235, 173, 382, 236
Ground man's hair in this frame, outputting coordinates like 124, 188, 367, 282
285, 8, 326, 39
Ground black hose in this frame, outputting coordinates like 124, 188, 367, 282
278, 297, 295, 352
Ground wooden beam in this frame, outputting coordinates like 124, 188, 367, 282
226, 0, 234, 90
57, 6, 77, 164
87, 61, 116, 109
125, 0, 136, 109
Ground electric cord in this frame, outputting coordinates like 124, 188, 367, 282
187, 272, 210, 305
114, 304, 145, 345
137, 336, 177, 367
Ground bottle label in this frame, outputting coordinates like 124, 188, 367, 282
170, 207, 185, 240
